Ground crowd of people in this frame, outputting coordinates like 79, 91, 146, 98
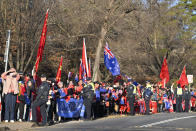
0, 68, 195, 127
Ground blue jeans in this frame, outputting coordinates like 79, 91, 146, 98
4, 93, 16, 121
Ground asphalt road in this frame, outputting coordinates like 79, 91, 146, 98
31, 112, 196, 131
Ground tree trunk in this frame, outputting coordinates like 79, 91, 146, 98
92, 26, 107, 82
92, 0, 115, 82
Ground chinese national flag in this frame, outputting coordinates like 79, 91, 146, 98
35, 9, 49, 72
177, 66, 189, 88
56, 56, 63, 82
159, 58, 170, 87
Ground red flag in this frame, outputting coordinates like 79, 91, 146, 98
56, 56, 63, 82
88, 58, 91, 78
79, 59, 83, 80
35, 56, 40, 73
35, 9, 49, 72
82, 38, 89, 76
159, 58, 170, 87
177, 66, 189, 88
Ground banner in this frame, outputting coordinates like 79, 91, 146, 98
187, 75, 193, 84
57, 98, 84, 118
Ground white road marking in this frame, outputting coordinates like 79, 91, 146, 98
140, 115, 196, 127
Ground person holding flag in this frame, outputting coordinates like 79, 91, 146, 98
31, 74, 50, 127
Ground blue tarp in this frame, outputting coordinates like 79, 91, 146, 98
57, 98, 84, 118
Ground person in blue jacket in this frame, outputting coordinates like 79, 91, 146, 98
143, 86, 153, 115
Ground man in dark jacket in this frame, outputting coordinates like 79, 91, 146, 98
32, 74, 50, 126
81, 77, 94, 121
126, 79, 136, 116
183, 86, 191, 112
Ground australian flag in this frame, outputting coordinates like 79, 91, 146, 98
104, 42, 120, 76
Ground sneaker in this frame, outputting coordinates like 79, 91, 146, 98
10, 120, 14, 123
19, 119, 22, 122
5, 120, 8, 123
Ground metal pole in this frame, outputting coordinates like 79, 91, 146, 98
4, 30, 11, 72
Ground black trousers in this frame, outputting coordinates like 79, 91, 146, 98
176, 96, 182, 112
48, 100, 58, 122
92, 101, 100, 118
185, 99, 190, 112
32, 100, 47, 124
128, 96, 135, 115
1, 95, 5, 121
84, 99, 92, 120
25, 104, 31, 121
145, 98, 150, 115
15, 102, 25, 120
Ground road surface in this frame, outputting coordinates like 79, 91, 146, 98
30, 112, 196, 131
